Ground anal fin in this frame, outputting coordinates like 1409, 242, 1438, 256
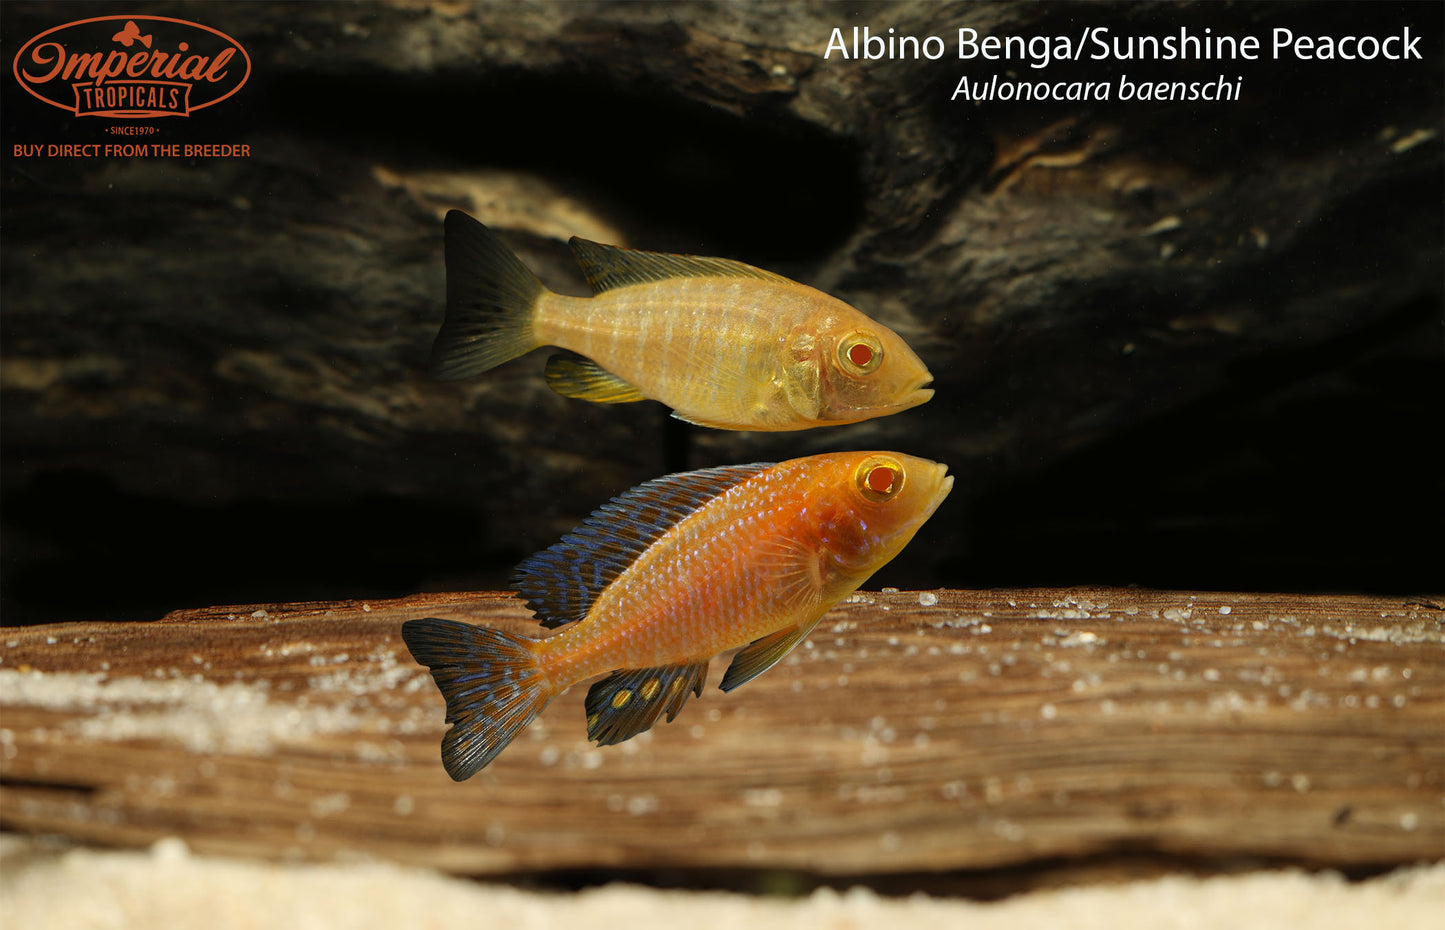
720, 619, 821, 693
545, 352, 647, 403
670, 409, 735, 430
585, 661, 709, 746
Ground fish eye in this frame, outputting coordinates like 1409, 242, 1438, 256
855, 455, 904, 502
839, 333, 884, 374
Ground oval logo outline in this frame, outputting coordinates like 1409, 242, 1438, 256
12, 14, 251, 119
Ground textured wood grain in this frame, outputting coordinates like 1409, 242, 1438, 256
1, 588, 1440, 876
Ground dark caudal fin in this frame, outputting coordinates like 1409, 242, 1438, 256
430, 211, 548, 380
401, 618, 551, 780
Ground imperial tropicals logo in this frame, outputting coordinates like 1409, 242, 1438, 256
12, 15, 250, 118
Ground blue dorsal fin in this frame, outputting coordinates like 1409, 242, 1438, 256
568, 237, 793, 295
512, 462, 775, 629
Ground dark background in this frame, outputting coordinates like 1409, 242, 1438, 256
2, 1, 1442, 625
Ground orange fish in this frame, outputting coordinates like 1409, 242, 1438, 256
431, 211, 935, 431
403, 450, 952, 779
111, 21, 152, 48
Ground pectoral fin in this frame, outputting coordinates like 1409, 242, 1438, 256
781, 364, 822, 423
720, 618, 821, 693
585, 661, 710, 746
544, 353, 647, 403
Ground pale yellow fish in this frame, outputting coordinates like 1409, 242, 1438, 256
402, 450, 953, 779
432, 211, 934, 431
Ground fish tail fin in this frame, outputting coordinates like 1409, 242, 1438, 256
431, 210, 549, 380
401, 618, 552, 780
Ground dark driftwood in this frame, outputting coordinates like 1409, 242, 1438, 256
3, 2, 1442, 625
1, 588, 1439, 876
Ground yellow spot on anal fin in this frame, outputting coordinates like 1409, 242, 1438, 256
611, 689, 633, 709
640, 679, 661, 700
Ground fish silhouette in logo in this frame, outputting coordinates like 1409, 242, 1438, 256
433, 211, 935, 431
111, 20, 152, 48
402, 451, 953, 779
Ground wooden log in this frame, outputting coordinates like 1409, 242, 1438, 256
1, 588, 1440, 876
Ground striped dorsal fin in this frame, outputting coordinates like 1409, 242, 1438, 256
512, 462, 774, 628
568, 237, 793, 294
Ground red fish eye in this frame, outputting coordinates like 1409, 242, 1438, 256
855, 455, 904, 501
866, 465, 896, 494
840, 334, 882, 373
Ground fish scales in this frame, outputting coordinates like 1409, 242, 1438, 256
402, 451, 953, 779
533, 466, 801, 685
537, 280, 800, 427
431, 211, 935, 431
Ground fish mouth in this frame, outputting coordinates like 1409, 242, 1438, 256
897, 372, 935, 411
925, 464, 954, 517
868, 376, 936, 416
902, 385, 935, 410
825, 377, 934, 422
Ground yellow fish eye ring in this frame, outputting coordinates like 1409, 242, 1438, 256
855, 455, 905, 502
839, 332, 884, 374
